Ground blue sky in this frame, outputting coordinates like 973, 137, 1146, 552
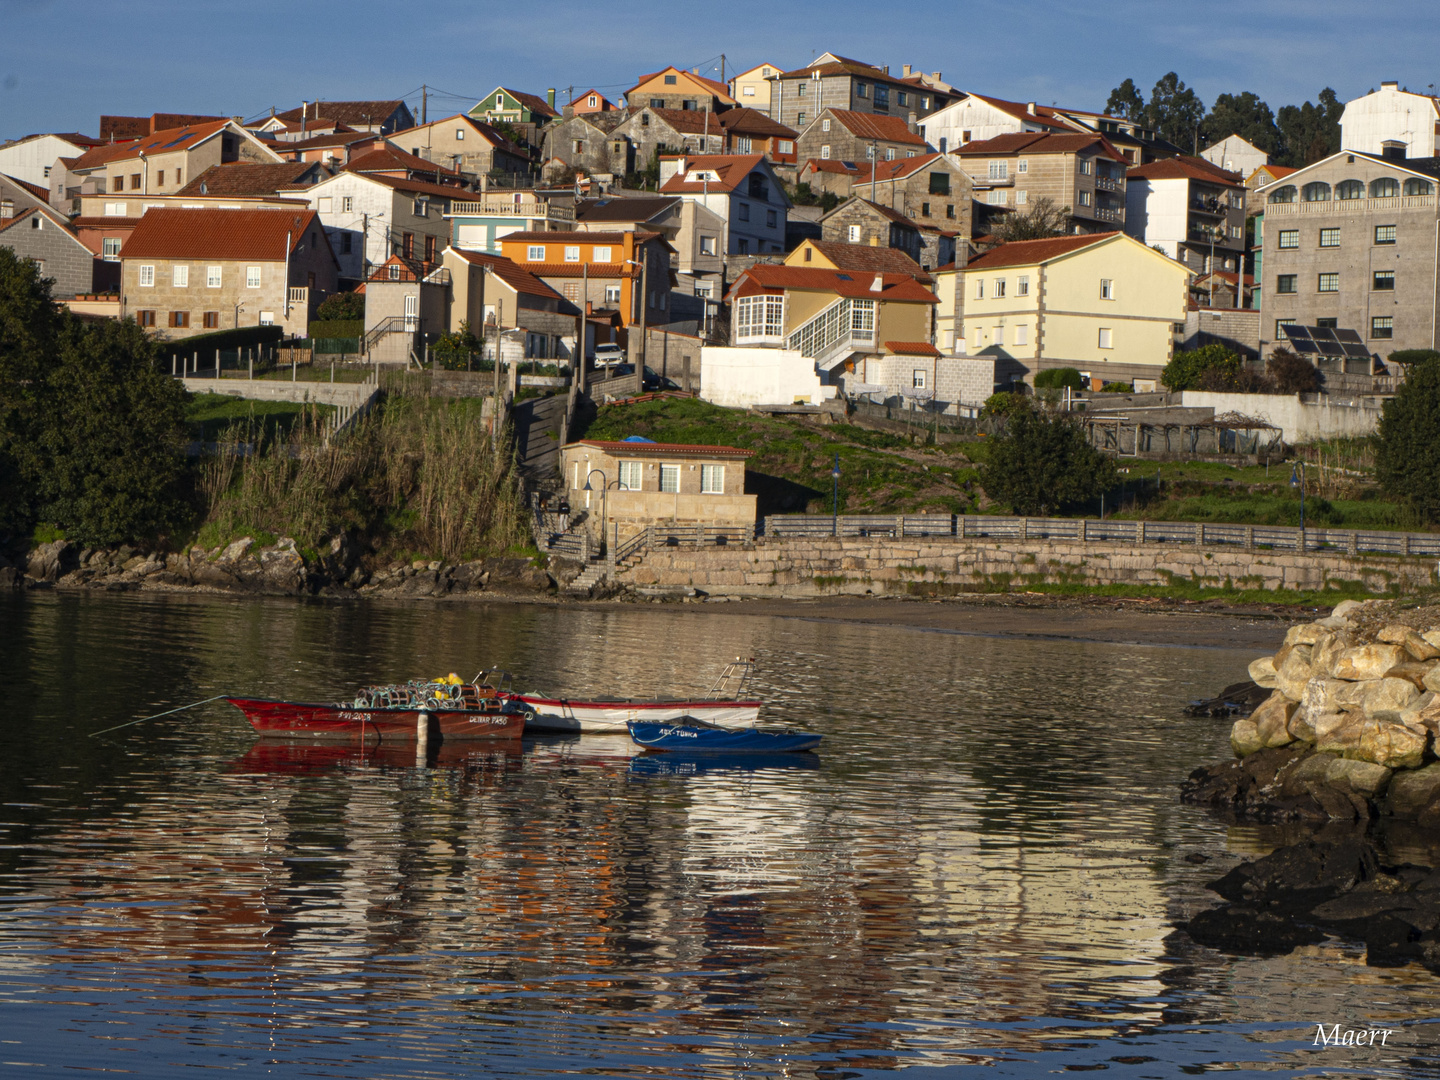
2, 0, 1438, 141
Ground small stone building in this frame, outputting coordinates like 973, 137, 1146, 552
560, 438, 756, 545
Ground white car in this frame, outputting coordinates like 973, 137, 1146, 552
592, 344, 625, 367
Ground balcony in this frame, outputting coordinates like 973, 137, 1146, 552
1093, 207, 1123, 223
1095, 176, 1124, 192
1265, 194, 1435, 216
288, 287, 308, 306
1190, 197, 1228, 216
447, 199, 575, 221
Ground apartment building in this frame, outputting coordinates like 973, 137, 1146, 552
497, 229, 673, 327
954, 132, 1128, 232
1258, 148, 1440, 355
1124, 157, 1247, 284
772, 55, 951, 134
657, 154, 790, 256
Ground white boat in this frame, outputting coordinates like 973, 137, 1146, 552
511, 659, 762, 734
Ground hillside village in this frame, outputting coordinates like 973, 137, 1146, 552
0, 61, 1436, 441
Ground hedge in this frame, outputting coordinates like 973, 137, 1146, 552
307, 319, 364, 339
156, 325, 284, 361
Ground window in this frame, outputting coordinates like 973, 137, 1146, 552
929, 171, 950, 195
1268, 185, 1297, 204
527, 245, 545, 261
874, 85, 889, 109
962, 130, 972, 142
1017, 275, 1029, 296
847, 224, 861, 242
101, 238, 121, 261
341, 233, 352, 254
1098, 327, 1113, 349
1278, 229, 1299, 249
1405, 178, 1434, 196
1100, 278, 1114, 300
797, 83, 807, 98
700, 464, 724, 493
130, 173, 140, 189
921, 201, 930, 216
563, 282, 580, 300
663, 74, 677, 85
564, 245, 580, 262
1078, 191, 1092, 206
738, 203, 750, 222
1375, 224, 1396, 244
884, 148, 895, 160
1370, 177, 1400, 198
994, 278, 1006, 298
156, 170, 164, 186
202, 311, 220, 329
1275, 274, 1297, 294
856, 82, 867, 99
737, 238, 749, 254
777, 140, 793, 154
660, 464, 679, 493
699, 236, 716, 255
1316, 317, 1337, 329
1301, 181, 1330, 202
495, 93, 504, 107
168, 311, 189, 328
1014, 325, 1028, 347
735, 294, 784, 339
766, 209, 777, 228
911, 368, 926, 388
206, 266, 222, 288
974, 278, 985, 300
1229, 225, 1243, 239
985, 189, 1007, 205
1079, 159, 1092, 175
822, 118, 830, 132
1374, 270, 1396, 291
795, 112, 806, 126
695, 282, 713, 298
820, 145, 831, 159
604, 284, 621, 303
992, 326, 1004, 347
987, 161, 1008, 181
618, 461, 644, 491
259, 311, 274, 325
1336, 179, 1364, 200
865, 144, 876, 159
137, 310, 155, 327
112, 175, 124, 191
1317, 272, 1339, 292
173, 265, 189, 287
734, 136, 752, 153
1276, 318, 1296, 338
341, 196, 353, 213
243, 265, 260, 288
1371, 316, 1394, 339
103, 202, 127, 216
1017, 159, 1028, 174
897, 91, 908, 107
947, 203, 956, 218
1319, 227, 1340, 247
389, 264, 401, 280
591, 246, 611, 262
138, 264, 154, 287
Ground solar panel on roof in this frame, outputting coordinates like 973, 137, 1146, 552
1317, 339, 1345, 357
1335, 329, 1364, 344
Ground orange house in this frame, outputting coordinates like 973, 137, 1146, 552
497, 230, 674, 328
625, 66, 735, 112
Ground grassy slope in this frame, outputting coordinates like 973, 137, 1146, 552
186, 392, 335, 442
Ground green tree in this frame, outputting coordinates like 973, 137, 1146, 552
980, 391, 1031, 418
1388, 349, 1440, 367
1145, 72, 1206, 150
1161, 343, 1241, 391
980, 409, 1116, 516
1201, 91, 1281, 157
1268, 348, 1321, 393
1375, 357, 1440, 522
989, 196, 1070, 242
1033, 367, 1084, 391
315, 291, 364, 321
1276, 89, 1342, 167
1106, 78, 1144, 122
0, 250, 58, 533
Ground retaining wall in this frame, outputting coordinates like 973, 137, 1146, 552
618, 535, 1438, 597
180, 376, 376, 407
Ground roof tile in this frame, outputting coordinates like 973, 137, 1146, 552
119, 207, 325, 262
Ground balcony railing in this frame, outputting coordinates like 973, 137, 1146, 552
288, 287, 308, 305
1095, 177, 1124, 191
1093, 207, 1123, 223
1265, 194, 1436, 216
447, 199, 575, 221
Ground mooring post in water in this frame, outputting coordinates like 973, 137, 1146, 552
416, 711, 430, 766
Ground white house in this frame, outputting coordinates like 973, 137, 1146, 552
297, 171, 468, 282
1340, 82, 1440, 158
0, 133, 102, 192
920, 94, 1072, 154
657, 153, 790, 257
1200, 134, 1268, 177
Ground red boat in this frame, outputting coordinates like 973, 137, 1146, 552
225, 671, 526, 744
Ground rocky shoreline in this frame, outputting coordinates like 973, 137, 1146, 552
2, 537, 553, 599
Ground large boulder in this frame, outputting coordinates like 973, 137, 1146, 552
1312, 631, 1354, 679
1274, 644, 1315, 701
258, 538, 307, 594
1332, 643, 1409, 681
1386, 763, 1440, 822
1249, 692, 1297, 748
1325, 756, 1393, 799
1248, 655, 1279, 690
1231, 718, 1265, 757
25, 540, 76, 583
1359, 677, 1423, 722
1285, 623, 1331, 647
1353, 718, 1427, 770
1207, 834, 1377, 912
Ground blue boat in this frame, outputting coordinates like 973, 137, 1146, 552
627, 716, 822, 754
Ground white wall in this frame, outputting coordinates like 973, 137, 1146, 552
0, 135, 84, 190
1340, 86, 1440, 158
1200, 136, 1267, 177
1180, 391, 1384, 444
921, 97, 1046, 154
1124, 176, 1188, 249
299, 174, 399, 280
700, 347, 823, 407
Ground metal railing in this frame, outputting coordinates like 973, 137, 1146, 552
760, 513, 1440, 555
361, 315, 418, 355
785, 297, 875, 365
447, 199, 574, 221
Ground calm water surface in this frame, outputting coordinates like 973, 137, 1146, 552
1, 592, 1437, 1078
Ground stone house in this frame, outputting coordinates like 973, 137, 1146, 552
833, 153, 973, 237
953, 132, 1129, 233
118, 207, 340, 338
819, 198, 923, 265
716, 109, 798, 164
560, 438, 755, 547
273, 100, 415, 136
772, 55, 951, 135
1257, 148, 1440, 356
657, 154, 791, 257
1125, 156, 1247, 289
935, 231, 1192, 385
625, 67, 736, 113
389, 114, 532, 178
610, 108, 726, 172
542, 112, 631, 176
0, 204, 117, 298
795, 109, 930, 167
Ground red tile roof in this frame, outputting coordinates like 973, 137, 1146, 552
658, 154, 768, 194
729, 265, 938, 304
778, 59, 897, 82
884, 341, 940, 356
346, 145, 467, 179
339, 173, 478, 200
848, 152, 944, 183
823, 110, 928, 146
803, 240, 931, 283
524, 263, 640, 278
67, 139, 144, 172
499, 230, 660, 243
716, 108, 798, 139
2, 174, 50, 202
964, 232, 1119, 269
85, 120, 239, 166
628, 68, 736, 105
447, 249, 563, 300
958, 94, 1076, 132
835, 198, 921, 228
1128, 155, 1243, 185
118, 207, 325, 261
637, 107, 728, 137
573, 439, 749, 458
275, 101, 408, 127
177, 162, 324, 197
1249, 164, 1297, 184
803, 158, 862, 175
955, 132, 1125, 162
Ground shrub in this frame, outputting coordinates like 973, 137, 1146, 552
307, 319, 364, 339
1033, 367, 1084, 391
1100, 381, 1132, 392
1389, 349, 1440, 367
315, 291, 364, 321
1195, 365, 1276, 393
979, 409, 1117, 516
980, 391, 1031, 418
1268, 348, 1321, 393
1162, 343, 1240, 391
1375, 356, 1440, 522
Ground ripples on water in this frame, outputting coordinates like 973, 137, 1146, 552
0, 592, 1436, 1077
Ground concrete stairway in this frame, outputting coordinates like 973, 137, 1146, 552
511, 393, 568, 480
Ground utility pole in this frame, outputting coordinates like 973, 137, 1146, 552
422, 85, 427, 125
721, 55, 726, 85
870, 140, 878, 203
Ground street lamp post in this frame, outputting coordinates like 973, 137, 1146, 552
831, 452, 841, 537
1291, 460, 1305, 546
583, 468, 609, 556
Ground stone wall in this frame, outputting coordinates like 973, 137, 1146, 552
619, 535, 1437, 596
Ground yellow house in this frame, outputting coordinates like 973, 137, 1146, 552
626, 66, 736, 112
935, 231, 1191, 385
728, 62, 781, 116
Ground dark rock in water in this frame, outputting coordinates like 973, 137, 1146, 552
1184, 904, 1327, 954
1180, 745, 1331, 822
1207, 834, 1377, 913
1183, 852, 1211, 864
1184, 679, 1270, 717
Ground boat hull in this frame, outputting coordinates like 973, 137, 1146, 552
226, 697, 526, 742
627, 719, 821, 754
515, 694, 761, 734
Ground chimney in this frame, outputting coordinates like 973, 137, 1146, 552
1381, 139, 1407, 161
1381, 80, 1399, 91
883, 65, 890, 75
1026, 102, 1036, 116
908, 112, 917, 133
930, 72, 942, 82
547, 88, 556, 109
869, 273, 884, 292
301, 101, 308, 136
903, 65, 912, 77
